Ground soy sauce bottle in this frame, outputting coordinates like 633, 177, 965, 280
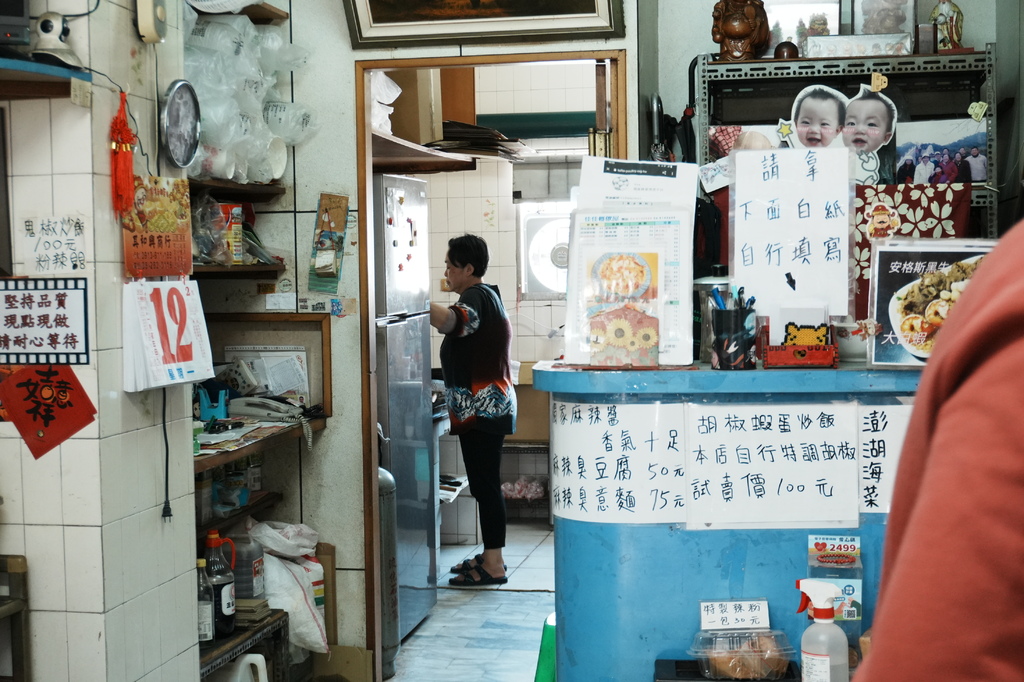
204, 530, 237, 638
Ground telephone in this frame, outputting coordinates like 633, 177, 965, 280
228, 397, 304, 421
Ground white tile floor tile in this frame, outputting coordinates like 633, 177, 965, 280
391, 518, 555, 681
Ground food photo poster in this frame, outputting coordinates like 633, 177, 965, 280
868, 239, 995, 367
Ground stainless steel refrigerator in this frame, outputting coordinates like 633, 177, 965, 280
373, 174, 437, 640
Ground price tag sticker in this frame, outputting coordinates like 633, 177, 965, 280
809, 534, 861, 556
698, 599, 771, 631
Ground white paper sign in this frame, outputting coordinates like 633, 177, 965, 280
686, 402, 859, 528
731, 148, 851, 342
578, 157, 699, 210
14, 214, 89, 275
0, 278, 89, 364
549, 401, 688, 523
700, 599, 772, 630
858, 402, 913, 513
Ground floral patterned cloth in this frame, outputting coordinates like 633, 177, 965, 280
853, 183, 973, 319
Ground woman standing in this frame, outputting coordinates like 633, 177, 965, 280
430, 234, 517, 586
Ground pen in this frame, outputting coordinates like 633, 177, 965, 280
711, 288, 727, 310
737, 286, 745, 309
745, 296, 756, 309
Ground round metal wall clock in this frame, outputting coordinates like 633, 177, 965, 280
159, 79, 201, 169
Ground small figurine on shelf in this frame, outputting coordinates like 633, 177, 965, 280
930, 0, 964, 50
711, 0, 770, 62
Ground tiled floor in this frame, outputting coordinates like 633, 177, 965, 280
389, 518, 555, 681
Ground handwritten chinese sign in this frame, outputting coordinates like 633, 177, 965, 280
686, 402, 859, 528
732, 148, 850, 344
0, 364, 96, 458
0, 278, 89, 365
699, 599, 772, 630
549, 401, 688, 523
121, 175, 192, 278
858, 402, 912, 513
15, 214, 89, 275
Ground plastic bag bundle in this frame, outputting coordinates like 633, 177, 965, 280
185, 0, 262, 12
370, 71, 403, 135
190, 192, 233, 264
501, 476, 548, 501
185, 10, 316, 184
254, 24, 311, 73
263, 101, 320, 146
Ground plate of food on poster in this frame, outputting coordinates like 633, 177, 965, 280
868, 241, 995, 366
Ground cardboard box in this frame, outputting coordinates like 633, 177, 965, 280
315, 542, 337, 645
312, 645, 373, 682
218, 203, 245, 264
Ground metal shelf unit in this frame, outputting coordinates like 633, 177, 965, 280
696, 45, 997, 237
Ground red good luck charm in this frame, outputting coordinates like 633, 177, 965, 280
110, 90, 137, 219
0, 364, 97, 459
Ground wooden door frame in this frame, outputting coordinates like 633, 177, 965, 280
355, 50, 627, 681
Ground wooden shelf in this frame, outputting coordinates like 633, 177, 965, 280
200, 608, 289, 680
0, 56, 91, 99
192, 262, 286, 280
194, 418, 327, 474
197, 490, 283, 537
373, 131, 476, 174
189, 177, 286, 204
196, 2, 289, 24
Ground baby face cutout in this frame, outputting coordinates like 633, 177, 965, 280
796, 96, 843, 148
843, 97, 894, 153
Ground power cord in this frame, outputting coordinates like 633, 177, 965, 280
161, 386, 173, 520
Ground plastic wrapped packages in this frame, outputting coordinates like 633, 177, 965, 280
263, 101, 320, 146
187, 18, 261, 81
184, 0, 262, 12
370, 71, 402, 135
191, 192, 232, 265
254, 24, 311, 73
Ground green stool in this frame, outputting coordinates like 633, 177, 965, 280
534, 611, 557, 682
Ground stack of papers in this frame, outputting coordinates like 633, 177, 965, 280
425, 120, 533, 161
235, 598, 272, 627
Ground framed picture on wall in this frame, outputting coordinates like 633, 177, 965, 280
760, 0, 841, 57
342, 0, 625, 49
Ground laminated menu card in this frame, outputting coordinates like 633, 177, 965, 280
868, 239, 995, 367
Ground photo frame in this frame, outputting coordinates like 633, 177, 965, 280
342, 0, 625, 49
760, 0, 841, 58
853, 0, 917, 38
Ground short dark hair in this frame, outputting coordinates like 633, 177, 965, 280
848, 90, 896, 132
447, 234, 489, 278
793, 86, 847, 123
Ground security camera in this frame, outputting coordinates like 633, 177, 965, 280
36, 12, 70, 45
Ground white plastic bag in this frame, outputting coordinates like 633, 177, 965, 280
263, 554, 329, 654
249, 520, 319, 557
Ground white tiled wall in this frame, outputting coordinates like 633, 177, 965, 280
0, 1, 199, 679
475, 62, 597, 115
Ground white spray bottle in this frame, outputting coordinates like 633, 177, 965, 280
796, 578, 849, 682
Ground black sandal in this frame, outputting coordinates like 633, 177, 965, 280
447, 563, 508, 587
450, 554, 506, 574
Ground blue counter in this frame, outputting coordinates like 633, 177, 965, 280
533, 361, 921, 682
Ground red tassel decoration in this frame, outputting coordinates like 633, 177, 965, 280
110, 91, 137, 219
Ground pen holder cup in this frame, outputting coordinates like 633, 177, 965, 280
710, 308, 758, 370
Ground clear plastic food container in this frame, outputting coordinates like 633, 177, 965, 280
687, 629, 794, 680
